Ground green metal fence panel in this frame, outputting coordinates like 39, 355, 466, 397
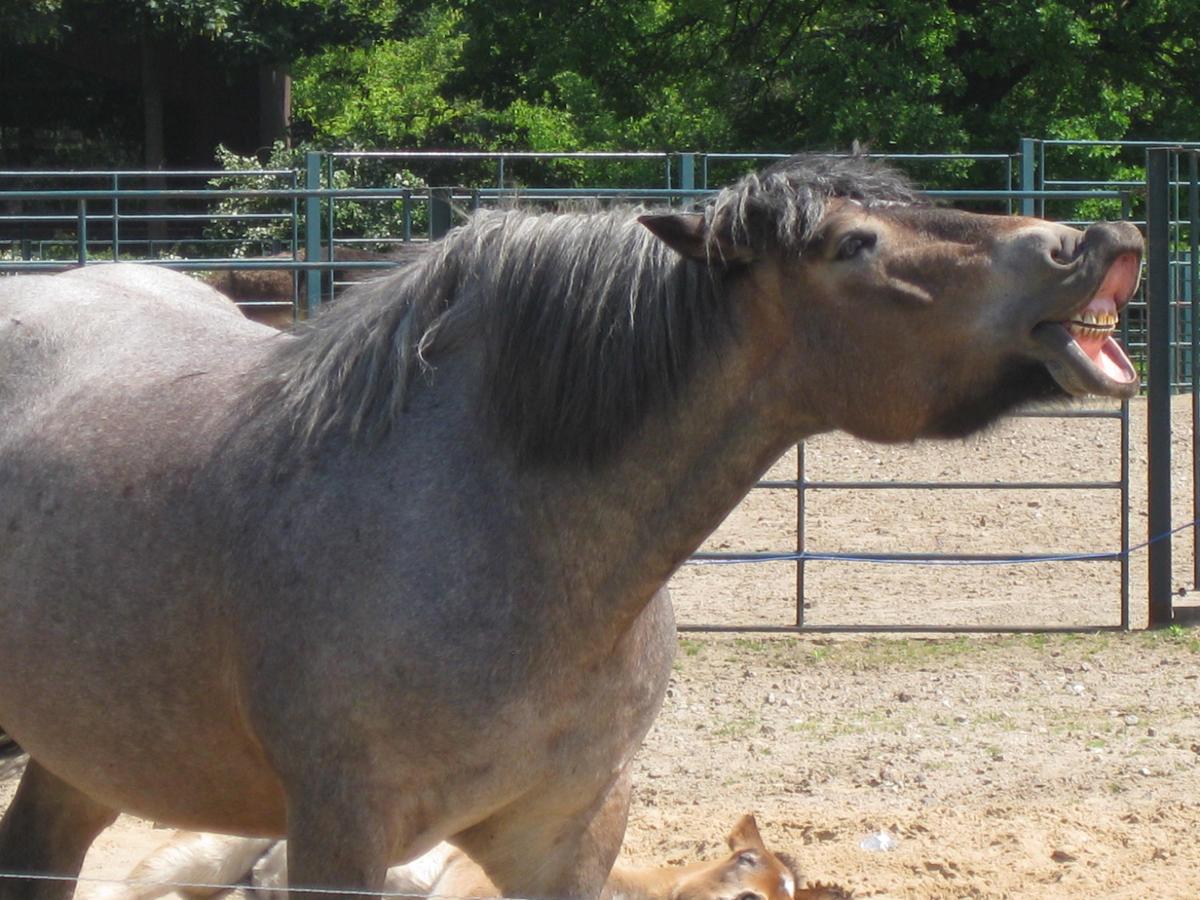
0, 143, 1182, 633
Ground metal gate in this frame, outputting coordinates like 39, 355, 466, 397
2, 144, 1196, 631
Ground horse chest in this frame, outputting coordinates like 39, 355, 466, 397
506, 589, 676, 790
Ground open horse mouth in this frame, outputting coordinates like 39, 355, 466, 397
1032, 251, 1141, 398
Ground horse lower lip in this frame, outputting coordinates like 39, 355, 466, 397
1031, 322, 1138, 397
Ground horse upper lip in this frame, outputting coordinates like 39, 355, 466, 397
1042, 249, 1141, 326
1027, 248, 1141, 398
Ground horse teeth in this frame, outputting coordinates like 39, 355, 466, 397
1067, 319, 1118, 339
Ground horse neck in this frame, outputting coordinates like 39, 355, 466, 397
603, 859, 716, 900
521, 287, 821, 638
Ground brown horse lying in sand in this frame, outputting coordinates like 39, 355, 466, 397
91, 816, 849, 900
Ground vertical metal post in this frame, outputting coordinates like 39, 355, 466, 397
796, 442, 807, 628
402, 189, 412, 243
1147, 148, 1174, 627
326, 154, 337, 303
430, 188, 452, 240
1005, 153, 1014, 215
1190, 152, 1200, 588
77, 199, 88, 266
1121, 397, 1131, 630
289, 168, 300, 323
304, 151, 322, 318
1172, 153, 1182, 391
1121, 204, 1134, 629
679, 153, 695, 206
1020, 138, 1036, 217
112, 173, 121, 259
1039, 140, 1047, 217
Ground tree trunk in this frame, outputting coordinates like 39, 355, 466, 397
258, 64, 292, 151
139, 31, 166, 249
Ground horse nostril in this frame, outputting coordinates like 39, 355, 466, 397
1050, 235, 1079, 266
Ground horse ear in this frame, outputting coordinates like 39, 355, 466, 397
727, 813, 766, 852
638, 213, 754, 265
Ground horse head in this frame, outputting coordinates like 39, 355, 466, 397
640, 156, 1142, 445
664, 815, 799, 900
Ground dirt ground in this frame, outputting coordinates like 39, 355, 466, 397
4, 396, 1200, 899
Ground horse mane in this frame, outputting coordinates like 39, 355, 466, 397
249, 154, 924, 468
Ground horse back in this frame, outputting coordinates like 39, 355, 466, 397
0, 264, 274, 436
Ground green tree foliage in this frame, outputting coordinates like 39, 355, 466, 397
5, 0, 1198, 175
292, 5, 476, 147
205, 141, 429, 254
288, 0, 1199, 159
0, 0, 416, 166
4, 0, 401, 61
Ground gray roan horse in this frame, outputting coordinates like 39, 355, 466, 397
0, 155, 1142, 900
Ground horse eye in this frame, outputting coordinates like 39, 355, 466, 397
835, 230, 876, 261
734, 892, 764, 900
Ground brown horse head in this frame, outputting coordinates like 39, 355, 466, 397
664, 814, 801, 900
641, 157, 1141, 445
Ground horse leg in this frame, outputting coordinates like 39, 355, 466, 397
282, 784, 399, 900
458, 765, 634, 900
0, 760, 118, 900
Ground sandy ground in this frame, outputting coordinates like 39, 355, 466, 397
4, 396, 1200, 899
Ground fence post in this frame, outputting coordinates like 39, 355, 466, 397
430, 188, 452, 240
289, 169, 300, 323
1146, 147, 1174, 627
112, 173, 120, 260
1019, 137, 1037, 217
679, 153, 695, 206
304, 151, 323, 319
77, 199, 88, 266
1190, 151, 1200, 591
795, 442, 806, 628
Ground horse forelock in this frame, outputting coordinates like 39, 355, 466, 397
248, 154, 926, 470
709, 153, 927, 251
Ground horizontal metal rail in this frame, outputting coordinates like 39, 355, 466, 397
0, 187, 415, 200
329, 150, 671, 159
1036, 138, 1200, 148
0, 213, 292, 224
678, 623, 1127, 634
757, 480, 1121, 491
0, 186, 1131, 202
692, 550, 1122, 563
0, 259, 403, 272
702, 151, 1014, 160
0, 169, 291, 178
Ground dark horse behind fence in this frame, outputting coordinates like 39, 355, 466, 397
0, 155, 1141, 900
